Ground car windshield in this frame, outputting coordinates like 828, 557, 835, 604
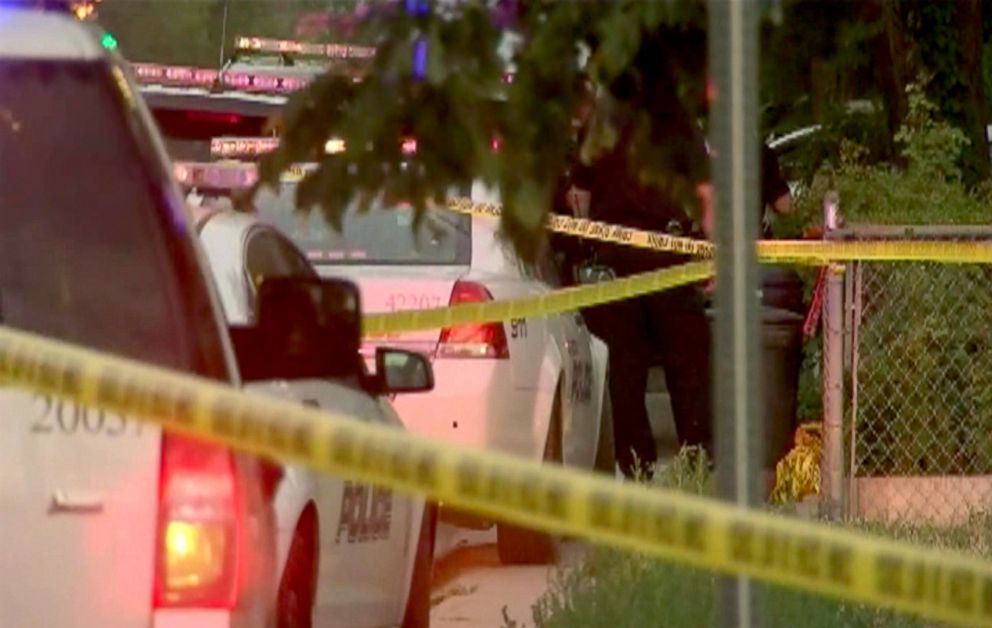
252, 183, 472, 265
0, 59, 229, 379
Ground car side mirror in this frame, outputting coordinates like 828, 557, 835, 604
230, 276, 362, 382
373, 348, 434, 395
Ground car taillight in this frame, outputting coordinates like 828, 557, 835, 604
437, 281, 509, 359
154, 434, 241, 609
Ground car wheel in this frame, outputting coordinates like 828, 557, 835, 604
594, 387, 616, 474
277, 510, 317, 628
402, 502, 438, 628
496, 387, 561, 566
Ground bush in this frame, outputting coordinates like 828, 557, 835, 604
775, 79, 992, 476
520, 450, 965, 628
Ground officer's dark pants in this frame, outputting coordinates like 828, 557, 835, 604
582, 246, 713, 478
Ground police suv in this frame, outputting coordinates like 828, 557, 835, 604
0, 7, 352, 627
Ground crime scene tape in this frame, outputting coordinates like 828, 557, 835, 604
445, 196, 992, 265
175, 163, 992, 265
445, 197, 716, 258
4, 325, 992, 626
363, 260, 714, 337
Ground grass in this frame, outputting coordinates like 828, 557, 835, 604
510, 448, 992, 628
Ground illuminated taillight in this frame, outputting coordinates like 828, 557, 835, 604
437, 281, 509, 359
154, 434, 241, 609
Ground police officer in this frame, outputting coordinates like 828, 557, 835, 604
554, 44, 714, 480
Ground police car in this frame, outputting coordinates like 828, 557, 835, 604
174, 156, 614, 566
0, 7, 280, 627
189, 201, 437, 628
132, 36, 613, 566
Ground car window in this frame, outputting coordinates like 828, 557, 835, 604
253, 183, 472, 266
244, 227, 316, 302
0, 59, 229, 379
151, 107, 271, 161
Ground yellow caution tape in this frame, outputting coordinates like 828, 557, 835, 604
3, 324, 992, 626
204, 169, 992, 265
445, 197, 716, 258
445, 196, 992, 265
363, 260, 713, 336
757, 239, 992, 265
363, 237, 992, 336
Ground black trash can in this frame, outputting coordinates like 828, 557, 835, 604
759, 306, 804, 469
760, 266, 806, 315
705, 304, 804, 472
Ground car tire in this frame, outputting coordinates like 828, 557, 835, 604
277, 509, 318, 628
594, 388, 616, 474
496, 388, 561, 566
402, 502, 438, 628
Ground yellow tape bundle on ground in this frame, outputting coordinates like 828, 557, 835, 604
363, 260, 713, 336
3, 325, 992, 627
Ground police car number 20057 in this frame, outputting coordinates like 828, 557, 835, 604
192, 205, 436, 628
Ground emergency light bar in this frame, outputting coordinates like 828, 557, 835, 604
131, 62, 310, 94
173, 161, 319, 189
173, 162, 257, 189
235, 36, 375, 60
210, 137, 280, 158
208, 136, 418, 158
208, 136, 346, 157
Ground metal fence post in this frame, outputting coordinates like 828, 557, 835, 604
822, 192, 844, 520
709, 1, 763, 626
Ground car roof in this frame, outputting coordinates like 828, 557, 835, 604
0, 9, 103, 60
197, 205, 260, 238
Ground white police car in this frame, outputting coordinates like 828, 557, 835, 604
0, 6, 280, 628
190, 202, 436, 628
175, 156, 614, 567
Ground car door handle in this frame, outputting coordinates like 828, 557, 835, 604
49, 491, 104, 515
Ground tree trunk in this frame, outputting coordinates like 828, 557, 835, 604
880, 0, 909, 143
954, 0, 991, 185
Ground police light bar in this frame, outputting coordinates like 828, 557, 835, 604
208, 136, 346, 157
210, 137, 280, 158
235, 36, 375, 60
130, 62, 310, 94
173, 162, 257, 189
208, 136, 418, 158
173, 161, 319, 189
132, 63, 219, 87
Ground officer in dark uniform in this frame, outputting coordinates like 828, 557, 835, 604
553, 46, 714, 479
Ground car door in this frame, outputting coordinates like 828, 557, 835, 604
533, 243, 598, 468
243, 227, 411, 626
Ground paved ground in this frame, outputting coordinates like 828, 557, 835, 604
427, 378, 676, 627
429, 525, 586, 627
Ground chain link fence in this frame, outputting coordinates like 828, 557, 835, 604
838, 226, 992, 524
